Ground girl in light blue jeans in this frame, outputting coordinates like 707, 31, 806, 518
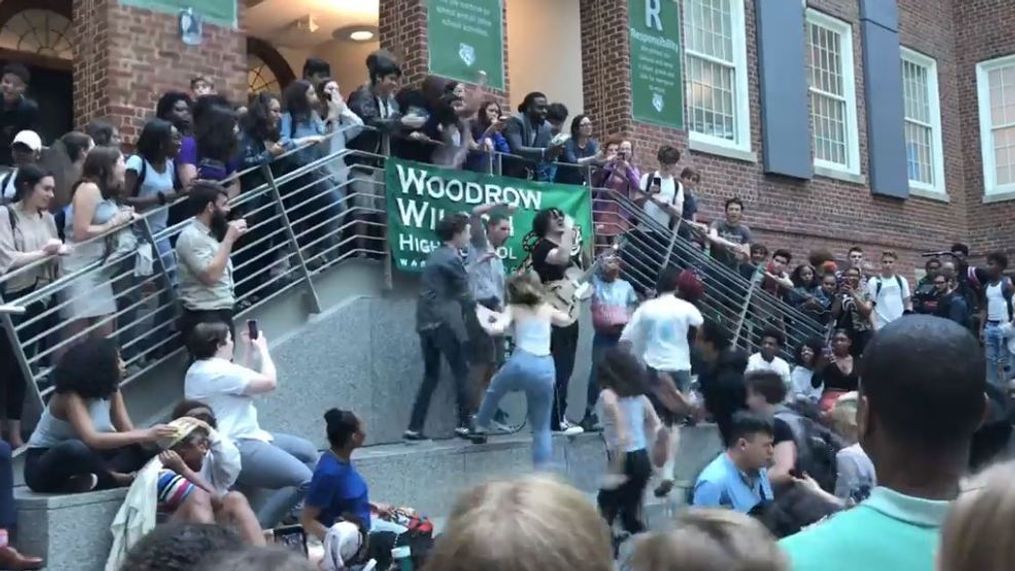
470, 273, 576, 467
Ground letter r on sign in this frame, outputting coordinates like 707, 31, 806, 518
645, 0, 663, 31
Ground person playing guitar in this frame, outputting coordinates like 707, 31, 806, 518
523, 207, 587, 436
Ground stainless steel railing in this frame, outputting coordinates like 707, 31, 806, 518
0, 130, 823, 418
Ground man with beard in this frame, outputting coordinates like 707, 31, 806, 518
175, 181, 247, 344
503, 92, 564, 180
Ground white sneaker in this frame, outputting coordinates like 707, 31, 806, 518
559, 420, 584, 436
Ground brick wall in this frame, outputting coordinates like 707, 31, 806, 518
379, 0, 510, 106
576, 0, 983, 282
72, 1, 247, 142
953, 0, 1015, 260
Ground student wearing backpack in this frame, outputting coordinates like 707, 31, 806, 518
866, 250, 911, 331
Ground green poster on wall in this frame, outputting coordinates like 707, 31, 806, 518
120, 0, 237, 28
427, 0, 505, 90
628, 0, 684, 129
384, 158, 593, 273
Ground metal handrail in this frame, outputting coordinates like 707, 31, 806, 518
0, 122, 823, 421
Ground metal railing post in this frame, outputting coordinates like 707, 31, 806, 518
263, 165, 322, 313
137, 218, 179, 306
732, 266, 762, 349
380, 133, 394, 291
495, 152, 503, 176
0, 299, 43, 411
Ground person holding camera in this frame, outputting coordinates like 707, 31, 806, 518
831, 266, 873, 357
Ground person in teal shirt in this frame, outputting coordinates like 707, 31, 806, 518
780, 316, 986, 571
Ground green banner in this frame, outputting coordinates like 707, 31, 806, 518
120, 0, 236, 28
427, 0, 506, 90
385, 159, 593, 272
628, 0, 684, 129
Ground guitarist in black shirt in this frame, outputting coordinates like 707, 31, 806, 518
525, 208, 585, 435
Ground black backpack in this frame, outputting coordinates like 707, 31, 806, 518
775, 406, 845, 493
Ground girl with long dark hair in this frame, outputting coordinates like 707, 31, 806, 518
280, 80, 344, 259
194, 102, 241, 198
0, 165, 64, 446
465, 99, 509, 173
62, 146, 135, 340
24, 338, 174, 493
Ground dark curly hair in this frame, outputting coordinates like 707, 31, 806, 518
794, 337, 825, 368
122, 523, 242, 571
242, 91, 281, 143
195, 103, 238, 164
53, 337, 122, 400
155, 91, 194, 131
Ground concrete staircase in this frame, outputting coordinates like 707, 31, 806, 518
15, 426, 723, 570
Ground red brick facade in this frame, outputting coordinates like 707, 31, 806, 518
71, 0, 246, 141
44, 0, 1015, 275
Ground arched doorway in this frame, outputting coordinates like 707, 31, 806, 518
247, 37, 294, 97
0, 0, 73, 145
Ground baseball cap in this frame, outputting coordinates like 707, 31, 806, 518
11, 130, 41, 152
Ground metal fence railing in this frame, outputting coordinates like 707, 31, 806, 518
0, 124, 391, 415
0, 132, 822, 422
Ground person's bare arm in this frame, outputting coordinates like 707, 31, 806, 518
599, 389, 629, 450
766, 272, 794, 290
71, 184, 132, 242
478, 306, 512, 336
109, 390, 135, 432
63, 393, 171, 450
545, 218, 576, 266
548, 306, 577, 327
300, 504, 329, 542
768, 441, 797, 486
240, 333, 278, 394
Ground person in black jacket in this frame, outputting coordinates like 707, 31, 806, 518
404, 214, 475, 441
694, 320, 748, 446
0, 64, 38, 167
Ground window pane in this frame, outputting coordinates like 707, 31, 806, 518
685, 0, 734, 62
995, 126, 1015, 185
687, 55, 737, 140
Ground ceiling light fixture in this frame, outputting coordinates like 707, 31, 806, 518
333, 25, 378, 42
349, 29, 374, 41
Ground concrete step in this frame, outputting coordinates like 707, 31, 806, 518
13, 425, 723, 571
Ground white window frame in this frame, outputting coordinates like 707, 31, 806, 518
682, 0, 751, 156
805, 9, 861, 176
976, 53, 1015, 198
901, 48, 946, 196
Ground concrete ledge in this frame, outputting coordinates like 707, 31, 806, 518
16, 487, 127, 571
12, 425, 722, 571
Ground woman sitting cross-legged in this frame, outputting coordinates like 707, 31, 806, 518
184, 322, 318, 528
300, 408, 408, 544
24, 338, 175, 493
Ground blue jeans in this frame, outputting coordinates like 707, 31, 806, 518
984, 322, 1011, 387
586, 331, 621, 415
235, 432, 319, 528
476, 349, 555, 467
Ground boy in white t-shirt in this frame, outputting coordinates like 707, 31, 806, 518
746, 327, 792, 388
867, 250, 912, 331
635, 145, 684, 230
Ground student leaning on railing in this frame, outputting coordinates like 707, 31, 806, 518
0, 165, 65, 447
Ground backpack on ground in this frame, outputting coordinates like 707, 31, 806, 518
775, 406, 844, 493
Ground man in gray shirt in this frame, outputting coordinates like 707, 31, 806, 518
465, 202, 514, 413
175, 181, 247, 344
406, 213, 476, 441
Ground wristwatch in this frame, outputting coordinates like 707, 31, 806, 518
157, 192, 167, 205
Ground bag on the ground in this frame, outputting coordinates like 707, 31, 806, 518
775, 407, 844, 493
